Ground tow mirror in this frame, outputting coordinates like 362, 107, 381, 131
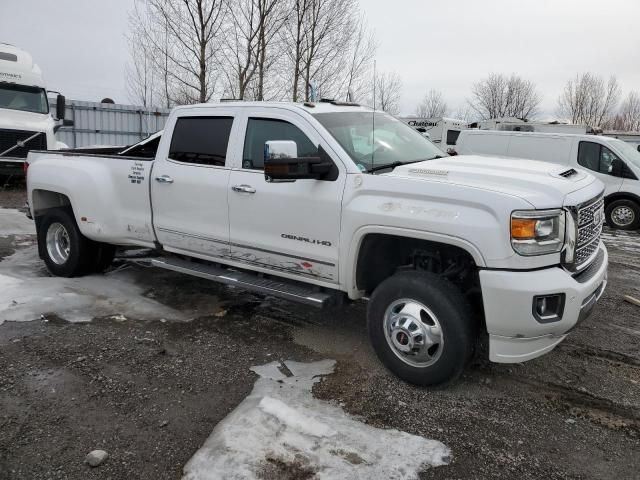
264, 141, 336, 182
55, 94, 66, 120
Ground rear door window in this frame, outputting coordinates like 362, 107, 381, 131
242, 118, 317, 170
168, 117, 233, 166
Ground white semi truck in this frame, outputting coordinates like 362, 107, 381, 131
0, 43, 71, 177
26, 101, 608, 386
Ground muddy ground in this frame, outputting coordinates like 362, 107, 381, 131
0, 186, 638, 479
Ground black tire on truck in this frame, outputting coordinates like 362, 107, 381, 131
91, 243, 116, 273
605, 199, 640, 230
38, 208, 97, 277
367, 271, 474, 386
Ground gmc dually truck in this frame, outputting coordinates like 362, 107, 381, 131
25, 101, 608, 386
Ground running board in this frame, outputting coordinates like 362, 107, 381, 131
142, 257, 336, 308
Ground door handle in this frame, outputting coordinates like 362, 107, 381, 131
155, 175, 174, 184
231, 184, 256, 194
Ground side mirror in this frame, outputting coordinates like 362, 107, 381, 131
55, 94, 66, 120
609, 158, 624, 177
264, 141, 336, 182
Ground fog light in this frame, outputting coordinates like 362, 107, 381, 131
532, 294, 566, 323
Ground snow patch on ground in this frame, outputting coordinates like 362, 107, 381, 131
0, 208, 35, 237
183, 360, 450, 480
0, 247, 185, 324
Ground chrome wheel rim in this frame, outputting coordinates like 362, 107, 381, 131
611, 206, 635, 227
383, 299, 444, 368
46, 222, 71, 265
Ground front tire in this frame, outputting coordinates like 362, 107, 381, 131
606, 199, 639, 230
368, 271, 474, 386
38, 208, 96, 277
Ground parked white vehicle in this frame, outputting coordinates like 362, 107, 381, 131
400, 117, 466, 152
0, 43, 71, 176
455, 130, 640, 230
26, 101, 608, 386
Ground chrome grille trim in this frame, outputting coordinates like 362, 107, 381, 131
563, 194, 604, 272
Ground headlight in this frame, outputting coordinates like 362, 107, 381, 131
511, 209, 565, 256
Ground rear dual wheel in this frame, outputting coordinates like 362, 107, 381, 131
38, 208, 115, 277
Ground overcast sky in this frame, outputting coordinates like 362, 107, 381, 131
2, 0, 639, 117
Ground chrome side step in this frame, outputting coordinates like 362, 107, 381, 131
142, 257, 336, 308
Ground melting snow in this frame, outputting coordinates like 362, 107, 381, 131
0, 247, 185, 324
183, 359, 450, 480
0, 208, 36, 237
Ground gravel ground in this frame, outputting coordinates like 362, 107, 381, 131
1, 186, 639, 479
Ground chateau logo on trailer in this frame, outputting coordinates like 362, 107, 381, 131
408, 120, 438, 127
0, 72, 21, 80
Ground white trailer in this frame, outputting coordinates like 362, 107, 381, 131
400, 117, 467, 152
470, 117, 596, 135
0, 43, 71, 176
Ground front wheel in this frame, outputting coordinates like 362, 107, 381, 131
367, 271, 474, 386
606, 199, 639, 230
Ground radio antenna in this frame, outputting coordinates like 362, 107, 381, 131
372, 59, 376, 169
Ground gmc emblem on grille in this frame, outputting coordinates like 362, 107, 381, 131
593, 207, 603, 226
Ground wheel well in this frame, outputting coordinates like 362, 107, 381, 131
31, 191, 74, 259
356, 234, 484, 322
605, 193, 640, 209
32, 190, 72, 218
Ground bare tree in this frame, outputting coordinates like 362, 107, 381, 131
283, 0, 369, 102
557, 73, 621, 127
468, 73, 541, 120
374, 71, 402, 115
415, 89, 447, 118
125, 29, 157, 107
220, 0, 286, 100
129, 0, 227, 105
611, 91, 640, 131
335, 13, 375, 102
452, 103, 475, 123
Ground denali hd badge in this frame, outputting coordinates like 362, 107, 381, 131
281, 234, 331, 247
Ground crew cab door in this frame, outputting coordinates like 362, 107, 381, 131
227, 109, 344, 284
150, 113, 239, 259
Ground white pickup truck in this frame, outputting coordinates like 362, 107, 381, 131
26, 101, 608, 386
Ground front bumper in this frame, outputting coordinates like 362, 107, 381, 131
480, 243, 608, 363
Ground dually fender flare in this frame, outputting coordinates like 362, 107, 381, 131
342, 225, 487, 298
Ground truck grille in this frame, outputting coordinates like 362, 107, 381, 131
0, 129, 47, 159
574, 197, 604, 267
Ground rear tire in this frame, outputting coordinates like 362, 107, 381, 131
367, 271, 474, 386
92, 243, 116, 273
38, 208, 96, 277
606, 199, 639, 230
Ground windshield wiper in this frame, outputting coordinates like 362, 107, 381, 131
367, 157, 442, 174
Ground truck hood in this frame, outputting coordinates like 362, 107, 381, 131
0, 108, 53, 133
388, 155, 597, 209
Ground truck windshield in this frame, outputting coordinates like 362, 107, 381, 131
0, 83, 49, 114
613, 139, 640, 171
313, 111, 446, 173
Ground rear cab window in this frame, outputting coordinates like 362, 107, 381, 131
169, 116, 234, 166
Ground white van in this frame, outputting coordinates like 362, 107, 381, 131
455, 130, 640, 230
